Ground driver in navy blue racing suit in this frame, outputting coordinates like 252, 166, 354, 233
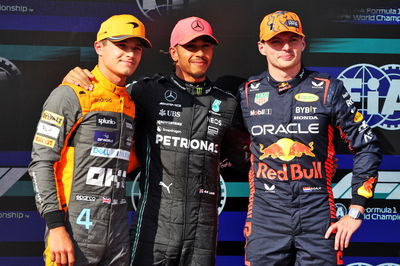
239, 10, 381, 266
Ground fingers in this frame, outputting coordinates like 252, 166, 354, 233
60, 251, 68, 265
68, 247, 75, 266
79, 69, 94, 91
50, 250, 56, 262
62, 67, 94, 91
324, 224, 335, 239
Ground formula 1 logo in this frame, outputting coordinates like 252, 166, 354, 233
131, 173, 227, 215
136, 0, 199, 21
338, 64, 400, 130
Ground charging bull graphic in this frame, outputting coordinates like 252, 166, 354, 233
357, 176, 378, 198
259, 138, 315, 161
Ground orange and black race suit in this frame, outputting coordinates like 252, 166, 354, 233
28, 66, 137, 265
239, 69, 381, 266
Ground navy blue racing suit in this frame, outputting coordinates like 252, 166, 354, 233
239, 69, 381, 266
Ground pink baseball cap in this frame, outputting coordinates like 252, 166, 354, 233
170, 16, 219, 48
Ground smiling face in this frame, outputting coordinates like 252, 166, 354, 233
258, 32, 305, 80
169, 36, 214, 83
95, 38, 143, 86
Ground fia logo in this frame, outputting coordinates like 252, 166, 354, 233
338, 63, 400, 130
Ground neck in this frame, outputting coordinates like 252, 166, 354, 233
175, 67, 206, 83
267, 63, 301, 82
98, 63, 126, 86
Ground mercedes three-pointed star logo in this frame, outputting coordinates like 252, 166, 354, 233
191, 20, 204, 32
164, 90, 178, 102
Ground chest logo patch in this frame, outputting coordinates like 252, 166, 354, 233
254, 92, 269, 106
212, 99, 221, 112
295, 93, 319, 102
164, 90, 177, 102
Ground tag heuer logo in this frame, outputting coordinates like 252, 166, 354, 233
254, 92, 269, 106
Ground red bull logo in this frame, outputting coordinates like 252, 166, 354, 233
277, 82, 291, 92
256, 161, 323, 180
259, 138, 315, 161
357, 176, 378, 198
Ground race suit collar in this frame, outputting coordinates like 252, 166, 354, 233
169, 72, 212, 96
92, 66, 127, 96
265, 67, 306, 93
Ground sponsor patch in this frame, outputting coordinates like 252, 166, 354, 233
250, 109, 272, 116
264, 183, 276, 193
93, 131, 116, 144
286, 20, 299, 28
354, 111, 364, 123
212, 99, 221, 112
34, 134, 56, 148
303, 186, 322, 192
90, 147, 130, 161
254, 92, 269, 106
96, 115, 117, 128
37, 122, 60, 139
207, 126, 219, 136
94, 97, 112, 103
294, 93, 319, 102
311, 80, 324, 88
125, 121, 133, 130
199, 188, 215, 195
41, 110, 64, 126
75, 194, 96, 202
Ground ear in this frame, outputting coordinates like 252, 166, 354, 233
94, 41, 103, 56
169, 46, 178, 62
258, 41, 267, 56
301, 37, 306, 52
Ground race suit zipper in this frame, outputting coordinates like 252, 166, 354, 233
183, 95, 196, 245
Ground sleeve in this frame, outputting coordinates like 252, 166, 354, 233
28, 85, 81, 228
330, 79, 381, 207
129, 80, 147, 120
220, 96, 251, 172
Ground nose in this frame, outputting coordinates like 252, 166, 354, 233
125, 49, 135, 57
194, 47, 205, 56
282, 41, 291, 50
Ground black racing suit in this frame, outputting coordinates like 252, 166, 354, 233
239, 69, 381, 266
129, 73, 238, 266
29, 66, 137, 265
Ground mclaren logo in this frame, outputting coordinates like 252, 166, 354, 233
164, 90, 177, 102
128, 22, 139, 28
191, 20, 204, 31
